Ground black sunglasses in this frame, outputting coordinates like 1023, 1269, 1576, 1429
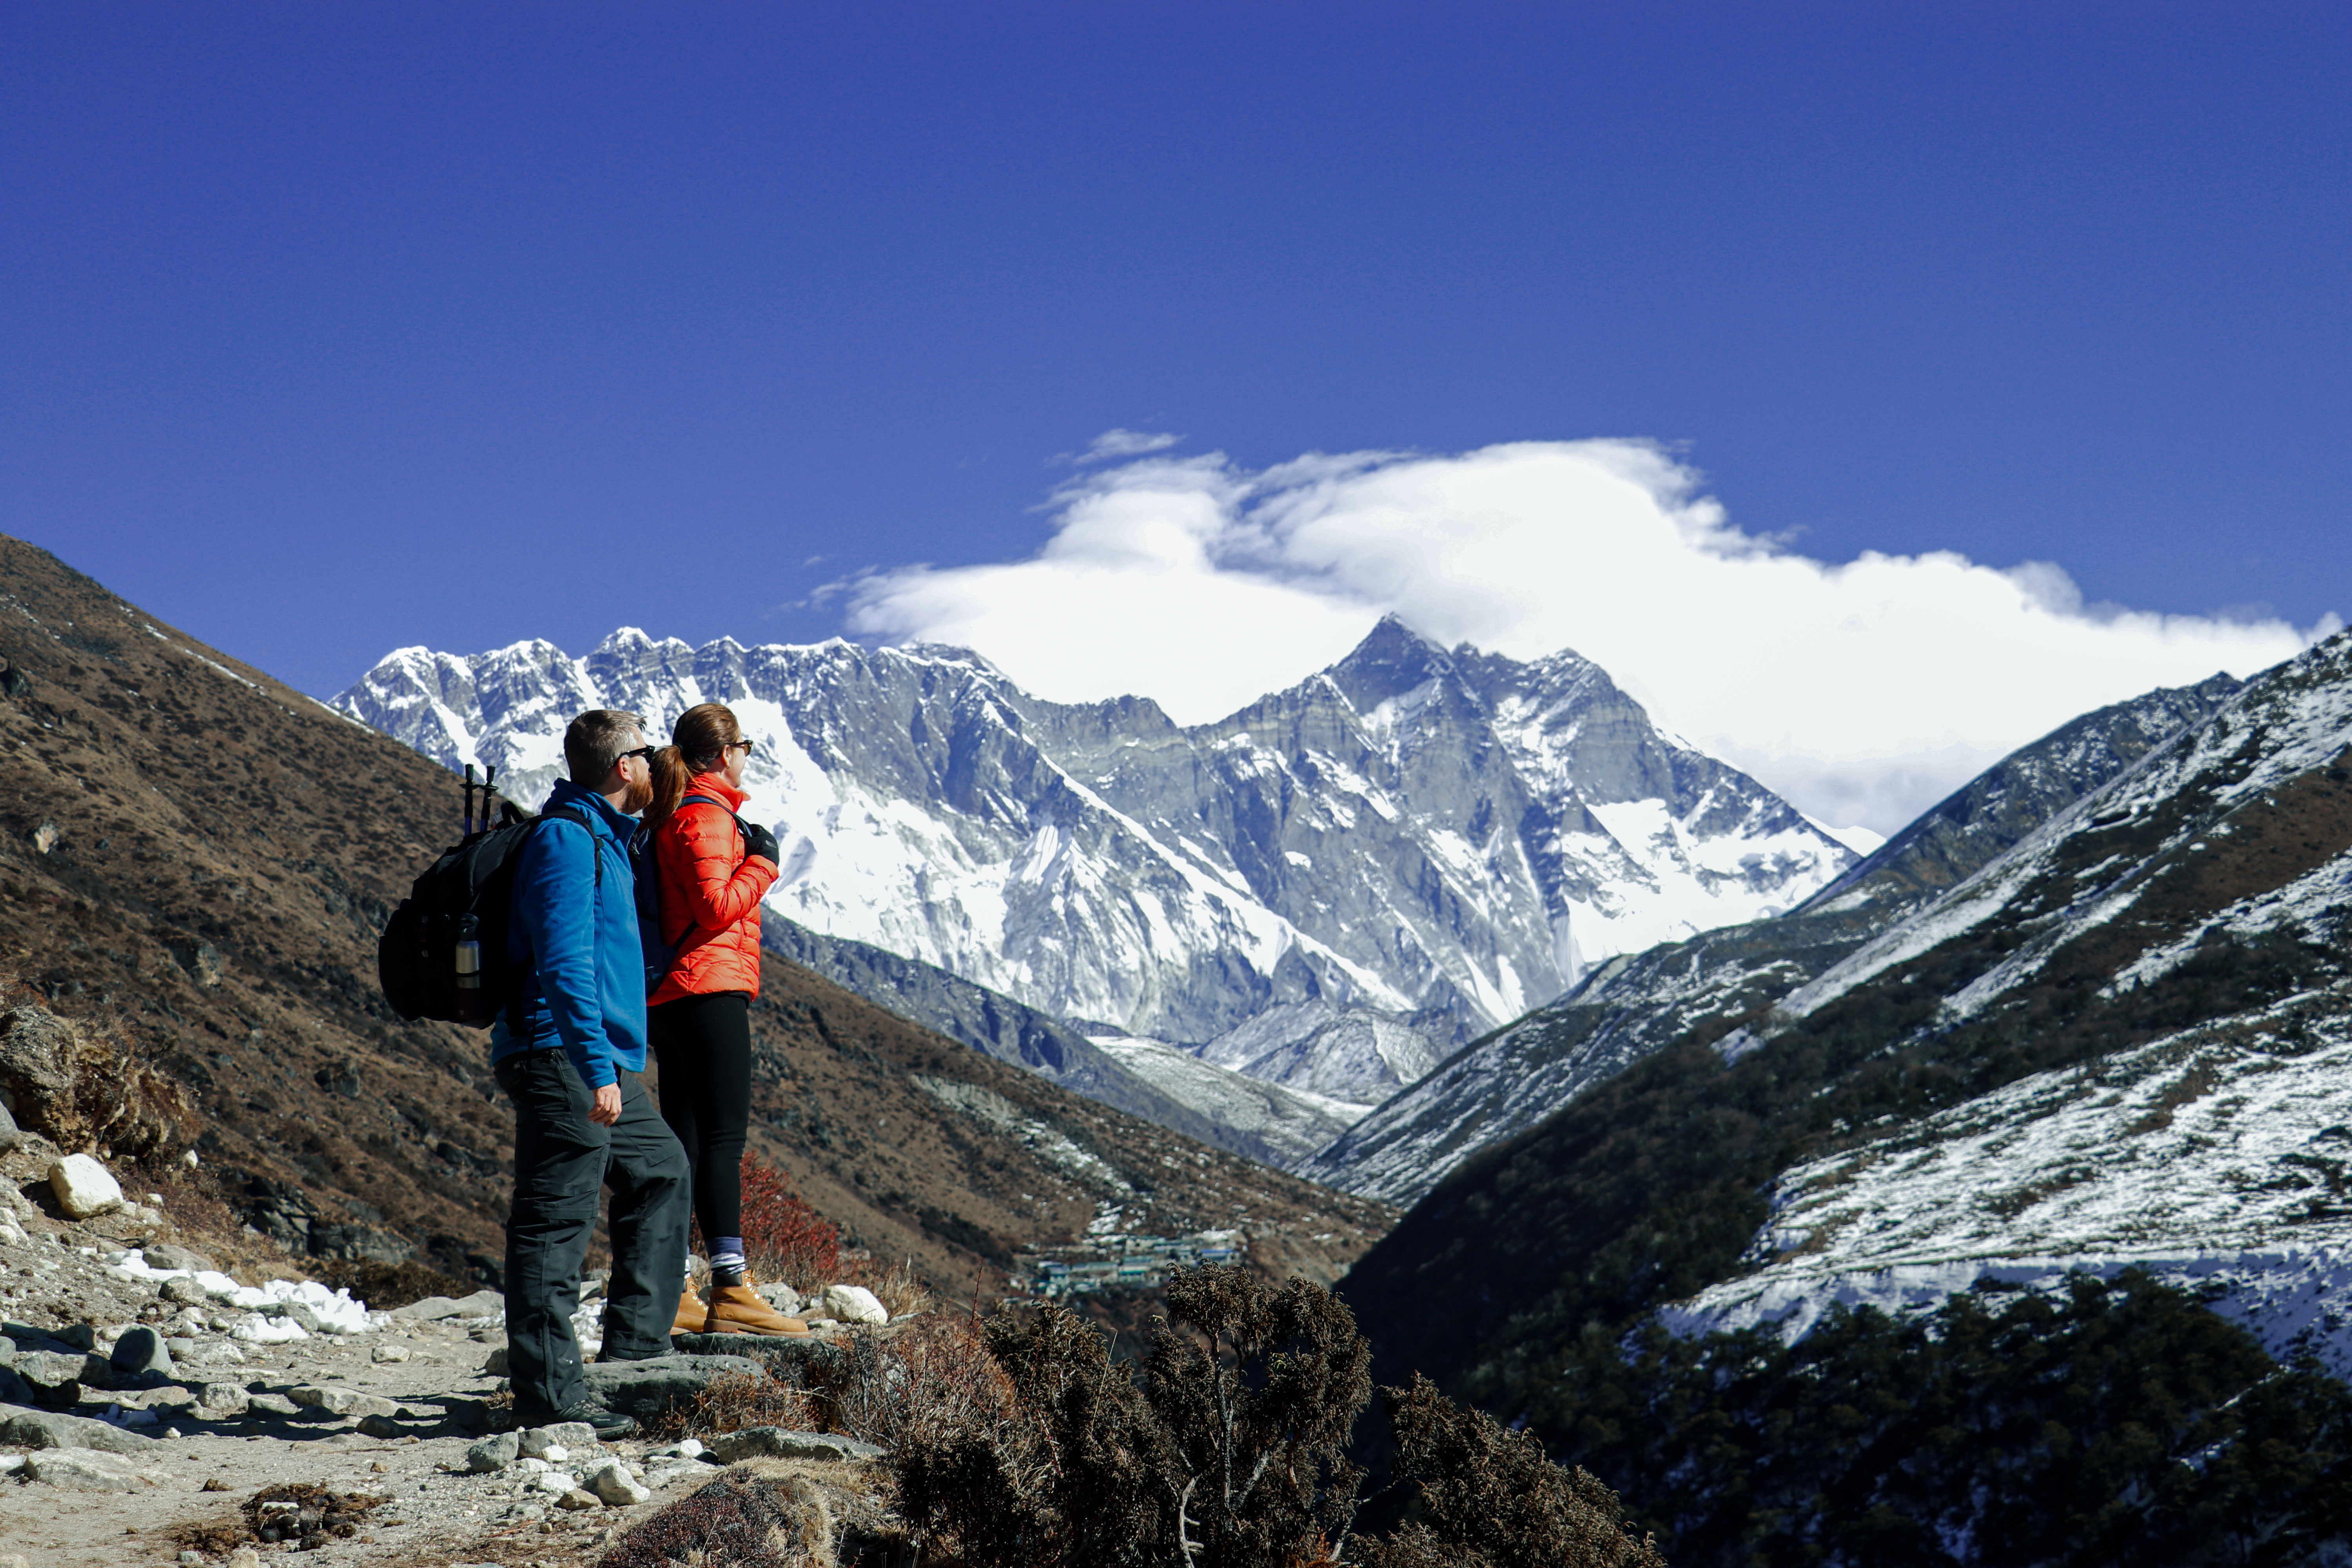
723, 739, 759, 756
617, 745, 657, 765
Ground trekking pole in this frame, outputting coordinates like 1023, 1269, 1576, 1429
483, 764, 499, 829
463, 763, 478, 838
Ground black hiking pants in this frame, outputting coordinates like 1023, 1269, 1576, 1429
649, 990, 753, 1246
496, 1048, 689, 1421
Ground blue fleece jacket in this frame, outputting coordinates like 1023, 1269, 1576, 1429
490, 778, 648, 1087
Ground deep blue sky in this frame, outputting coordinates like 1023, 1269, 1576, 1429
5, 2, 2346, 699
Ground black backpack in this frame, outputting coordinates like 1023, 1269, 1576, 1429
633, 792, 747, 994
377, 766, 600, 1028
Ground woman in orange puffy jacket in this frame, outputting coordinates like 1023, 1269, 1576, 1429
645, 702, 806, 1337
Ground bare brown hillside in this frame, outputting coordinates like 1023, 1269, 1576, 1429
0, 533, 1395, 1297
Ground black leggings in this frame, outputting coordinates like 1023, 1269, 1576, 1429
649, 991, 752, 1247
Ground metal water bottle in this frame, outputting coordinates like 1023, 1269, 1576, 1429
454, 913, 482, 996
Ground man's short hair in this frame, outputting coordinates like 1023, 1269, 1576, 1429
564, 710, 646, 783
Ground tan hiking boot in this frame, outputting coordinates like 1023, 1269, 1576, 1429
670, 1285, 708, 1336
704, 1282, 811, 1337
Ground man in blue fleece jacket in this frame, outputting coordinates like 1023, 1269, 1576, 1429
494, 708, 688, 1437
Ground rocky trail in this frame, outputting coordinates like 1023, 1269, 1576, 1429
0, 1135, 911, 1567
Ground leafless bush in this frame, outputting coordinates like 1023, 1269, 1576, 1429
1353, 1374, 1664, 1568
887, 1265, 1668, 1568
648, 1369, 818, 1443
0, 998, 191, 1160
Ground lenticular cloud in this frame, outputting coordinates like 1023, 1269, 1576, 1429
844, 439, 2330, 833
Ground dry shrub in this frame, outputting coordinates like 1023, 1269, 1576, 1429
693, 1152, 841, 1290
0, 999, 191, 1160
807, 1310, 1018, 1451
832, 1254, 930, 1319
648, 1369, 818, 1443
888, 1265, 1667, 1568
1354, 1374, 1664, 1568
597, 1459, 914, 1568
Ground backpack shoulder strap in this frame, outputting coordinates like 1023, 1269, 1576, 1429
539, 805, 602, 890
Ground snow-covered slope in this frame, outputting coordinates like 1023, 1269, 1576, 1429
339, 617, 1854, 1158
1339, 632, 2351, 1416
1305, 674, 2243, 1203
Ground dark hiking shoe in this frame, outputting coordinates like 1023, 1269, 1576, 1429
514, 1398, 637, 1441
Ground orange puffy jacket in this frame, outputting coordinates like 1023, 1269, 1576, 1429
648, 775, 780, 1005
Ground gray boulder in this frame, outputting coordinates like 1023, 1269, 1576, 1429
0, 1405, 161, 1455
521, 1421, 598, 1456
14, 1349, 107, 1404
288, 1384, 399, 1419
20, 1445, 170, 1491
140, 1242, 218, 1272
703, 1426, 889, 1464
109, 1327, 174, 1381
465, 1431, 521, 1473
581, 1352, 763, 1418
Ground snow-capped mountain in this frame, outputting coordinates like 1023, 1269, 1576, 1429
1340, 630, 2352, 1413
1305, 674, 2244, 1203
338, 616, 1856, 1152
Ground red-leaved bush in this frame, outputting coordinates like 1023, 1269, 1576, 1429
689, 1151, 841, 1289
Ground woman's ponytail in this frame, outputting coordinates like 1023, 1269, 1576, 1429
647, 745, 691, 823
646, 702, 745, 824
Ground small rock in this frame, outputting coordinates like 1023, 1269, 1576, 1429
141, 1241, 219, 1272
582, 1459, 651, 1506
110, 1325, 175, 1379
481, 1346, 509, 1376
371, 1342, 411, 1363
817, 1284, 889, 1326
180, 1553, 204, 1565
269, 1300, 325, 1333
194, 1382, 249, 1415
391, 1288, 505, 1321
245, 1392, 300, 1419
47, 1153, 124, 1219
755, 1281, 803, 1315
521, 1421, 596, 1457
465, 1431, 521, 1472
0, 1097, 22, 1154
228, 1550, 262, 1568
703, 1425, 889, 1464
288, 1384, 398, 1418
645, 1436, 706, 1461
159, 1276, 214, 1307
558, 1488, 603, 1511
532, 1468, 577, 1497
357, 1414, 421, 1439
21, 1445, 169, 1490
53, 1323, 96, 1351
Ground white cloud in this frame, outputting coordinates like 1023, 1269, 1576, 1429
1060, 427, 1185, 465
845, 440, 2336, 834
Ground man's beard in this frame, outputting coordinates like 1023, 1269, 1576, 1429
621, 773, 654, 815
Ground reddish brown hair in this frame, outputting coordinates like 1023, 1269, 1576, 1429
648, 702, 743, 823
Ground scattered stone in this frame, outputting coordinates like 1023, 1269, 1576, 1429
481, 1346, 509, 1376
160, 1275, 214, 1306
558, 1488, 603, 1511
667, 1332, 843, 1382
14, 1348, 100, 1403
141, 1241, 219, 1272
703, 1426, 890, 1464
583, 1459, 652, 1507
192, 1379, 250, 1416
371, 1341, 410, 1363
817, 1284, 889, 1326
0, 1096, 22, 1154
288, 1383, 400, 1419
465, 1431, 521, 1472
268, 1299, 325, 1333
110, 1324, 175, 1379
391, 1288, 505, 1321
53, 1323, 96, 1351
227, 1550, 262, 1568
47, 1152, 125, 1218
532, 1468, 577, 1497
521, 1421, 596, 1457
755, 1281, 803, 1315
244, 1391, 302, 1419
581, 1351, 763, 1418
645, 1437, 706, 1461
20, 1445, 170, 1490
